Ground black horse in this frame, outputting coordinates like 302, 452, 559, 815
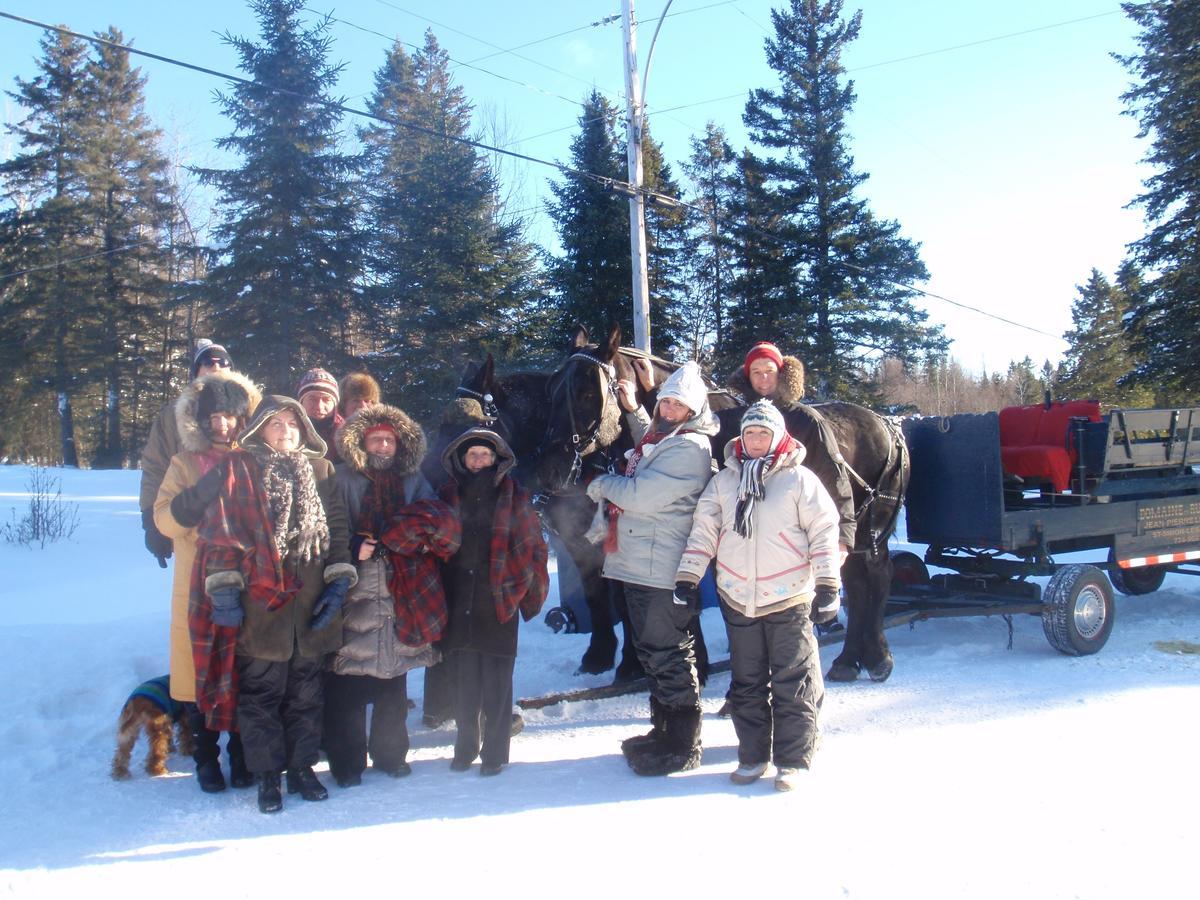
540, 326, 910, 683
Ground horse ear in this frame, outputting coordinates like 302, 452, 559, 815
569, 324, 590, 350
603, 324, 621, 362
482, 354, 495, 390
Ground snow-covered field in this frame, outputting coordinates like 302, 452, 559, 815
1, 465, 1198, 899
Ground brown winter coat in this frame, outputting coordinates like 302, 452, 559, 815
153, 370, 261, 701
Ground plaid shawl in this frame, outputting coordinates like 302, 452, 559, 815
440, 476, 549, 624
378, 499, 461, 646
187, 451, 299, 731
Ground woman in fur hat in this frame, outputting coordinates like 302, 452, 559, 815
154, 370, 259, 793
189, 396, 356, 813
324, 404, 459, 787
676, 400, 841, 792
439, 428, 548, 776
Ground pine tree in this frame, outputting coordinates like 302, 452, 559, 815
544, 91, 631, 346
357, 32, 538, 421
1118, 1, 1200, 396
0, 29, 93, 465
79, 29, 177, 467
640, 123, 689, 356
738, 0, 945, 398
197, 0, 361, 394
680, 123, 738, 363
1059, 266, 1153, 407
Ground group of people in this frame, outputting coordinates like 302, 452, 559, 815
138, 336, 849, 806
140, 340, 548, 813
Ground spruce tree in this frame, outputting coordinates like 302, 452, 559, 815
1118, 1, 1200, 395
0, 29, 93, 465
357, 31, 538, 421
641, 123, 689, 356
197, 0, 361, 394
1059, 266, 1153, 407
739, 0, 945, 398
544, 91, 631, 346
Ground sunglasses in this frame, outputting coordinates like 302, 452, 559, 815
202, 356, 231, 369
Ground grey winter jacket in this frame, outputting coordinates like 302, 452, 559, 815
588, 404, 719, 590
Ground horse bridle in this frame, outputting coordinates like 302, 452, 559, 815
455, 385, 499, 421
546, 351, 619, 489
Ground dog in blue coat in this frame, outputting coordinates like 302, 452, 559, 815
111, 675, 194, 779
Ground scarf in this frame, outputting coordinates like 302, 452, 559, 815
732, 434, 797, 540
378, 499, 462, 646
247, 444, 329, 564
440, 475, 550, 624
603, 424, 683, 554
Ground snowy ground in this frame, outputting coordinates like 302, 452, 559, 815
1, 465, 1198, 899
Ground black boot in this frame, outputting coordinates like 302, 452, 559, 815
186, 703, 226, 793
620, 696, 666, 756
286, 766, 329, 802
628, 705, 702, 776
257, 772, 283, 814
226, 733, 253, 789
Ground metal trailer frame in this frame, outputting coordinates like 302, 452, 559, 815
886, 407, 1200, 656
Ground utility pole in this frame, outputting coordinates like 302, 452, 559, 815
621, 0, 651, 353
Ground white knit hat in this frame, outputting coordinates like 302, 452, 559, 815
740, 400, 787, 452
656, 361, 708, 418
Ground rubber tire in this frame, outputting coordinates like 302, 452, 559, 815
1042, 564, 1114, 656
1108, 557, 1167, 596
890, 550, 930, 590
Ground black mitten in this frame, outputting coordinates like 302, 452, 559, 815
141, 507, 173, 568
169, 465, 224, 528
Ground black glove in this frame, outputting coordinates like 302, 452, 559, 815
169, 465, 224, 528
141, 507, 172, 568
672, 580, 702, 616
312, 576, 350, 630
209, 586, 244, 629
810, 583, 841, 625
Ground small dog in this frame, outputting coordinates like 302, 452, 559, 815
111, 675, 194, 780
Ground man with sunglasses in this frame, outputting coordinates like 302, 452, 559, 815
138, 339, 237, 567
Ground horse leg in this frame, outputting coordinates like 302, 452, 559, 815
575, 548, 618, 675
827, 554, 866, 682
858, 549, 895, 682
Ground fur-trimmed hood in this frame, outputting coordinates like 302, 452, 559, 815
335, 403, 426, 476
237, 395, 327, 459
727, 354, 805, 410
441, 427, 517, 486
174, 370, 262, 453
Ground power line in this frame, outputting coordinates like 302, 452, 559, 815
464, 14, 621, 65
0, 240, 164, 282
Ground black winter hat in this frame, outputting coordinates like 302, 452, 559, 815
196, 379, 252, 438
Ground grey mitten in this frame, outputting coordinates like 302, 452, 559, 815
209, 586, 244, 629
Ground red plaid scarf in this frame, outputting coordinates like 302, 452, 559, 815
378, 499, 461, 646
440, 476, 550, 624
187, 451, 300, 731
603, 427, 680, 554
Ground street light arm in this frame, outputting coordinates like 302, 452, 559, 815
641, 0, 675, 113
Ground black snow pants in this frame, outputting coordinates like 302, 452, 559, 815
451, 650, 515, 767
322, 672, 410, 778
235, 652, 324, 775
623, 582, 700, 711
721, 601, 823, 769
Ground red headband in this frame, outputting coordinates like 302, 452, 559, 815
364, 423, 397, 440
744, 342, 784, 379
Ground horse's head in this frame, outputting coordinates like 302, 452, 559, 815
536, 324, 628, 492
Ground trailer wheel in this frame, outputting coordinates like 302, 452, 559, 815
1042, 564, 1114, 656
890, 551, 930, 590
1108, 556, 1167, 596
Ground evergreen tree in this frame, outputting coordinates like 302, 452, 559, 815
1059, 267, 1153, 407
738, 0, 945, 398
0, 29, 93, 465
640, 123, 689, 355
544, 91, 631, 346
1118, 1, 1200, 396
680, 122, 738, 363
357, 32, 538, 421
79, 30, 176, 467
197, 0, 361, 394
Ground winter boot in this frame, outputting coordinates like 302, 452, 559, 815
286, 766, 329, 802
257, 771, 283, 813
226, 733, 253, 789
186, 703, 226, 793
627, 705, 702, 777
620, 696, 666, 757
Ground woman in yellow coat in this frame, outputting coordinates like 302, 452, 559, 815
154, 370, 260, 793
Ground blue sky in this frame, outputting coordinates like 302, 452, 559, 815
0, 1, 1148, 373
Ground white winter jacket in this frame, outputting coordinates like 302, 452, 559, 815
677, 440, 841, 617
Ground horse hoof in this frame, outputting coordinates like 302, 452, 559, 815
613, 659, 645, 683
867, 656, 894, 682
825, 661, 861, 683
575, 653, 615, 676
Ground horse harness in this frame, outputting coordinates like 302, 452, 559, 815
547, 352, 620, 489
